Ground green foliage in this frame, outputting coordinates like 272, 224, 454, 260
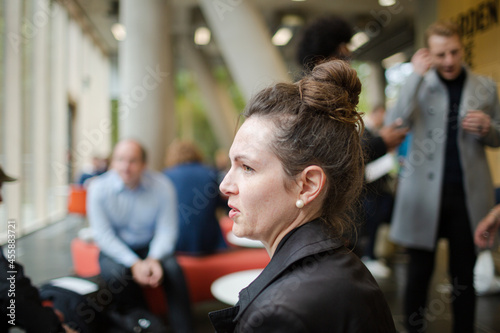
213, 66, 246, 112
351, 60, 371, 114
110, 99, 119, 147
174, 66, 243, 165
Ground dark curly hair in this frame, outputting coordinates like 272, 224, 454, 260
244, 59, 364, 239
296, 16, 353, 71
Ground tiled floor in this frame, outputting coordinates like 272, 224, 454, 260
8, 216, 500, 332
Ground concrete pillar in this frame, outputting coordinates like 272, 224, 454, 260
118, 0, 175, 171
182, 39, 238, 148
3, 0, 23, 226
32, 0, 51, 229
366, 61, 387, 110
415, 0, 438, 48
49, 1, 69, 218
199, 0, 291, 101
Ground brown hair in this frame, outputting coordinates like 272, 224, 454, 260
424, 21, 462, 47
244, 59, 364, 238
165, 140, 203, 167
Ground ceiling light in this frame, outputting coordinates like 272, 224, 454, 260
272, 27, 293, 46
379, 0, 396, 6
194, 27, 211, 45
347, 32, 369, 51
111, 23, 126, 41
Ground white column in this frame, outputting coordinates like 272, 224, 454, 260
366, 61, 387, 110
119, 0, 175, 171
182, 39, 238, 148
31, 0, 51, 228
415, 0, 437, 49
49, 2, 69, 218
199, 0, 291, 101
3, 0, 22, 225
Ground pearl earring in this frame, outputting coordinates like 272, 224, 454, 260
296, 199, 304, 209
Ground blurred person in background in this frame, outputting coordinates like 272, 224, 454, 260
77, 155, 109, 186
163, 140, 228, 255
87, 139, 193, 333
361, 105, 399, 278
296, 15, 408, 277
385, 21, 500, 332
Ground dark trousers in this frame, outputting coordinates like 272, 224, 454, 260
99, 248, 193, 333
405, 185, 476, 333
362, 190, 394, 259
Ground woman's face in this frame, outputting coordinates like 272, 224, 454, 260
220, 117, 300, 247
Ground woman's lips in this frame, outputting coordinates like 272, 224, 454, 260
228, 206, 240, 219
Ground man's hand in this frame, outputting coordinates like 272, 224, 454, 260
462, 110, 491, 137
131, 260, 152, 286
379, 118, 409, 151
411, 48, 432, 76
474, 209, 500, 248
143, 258, 164, 288
131, 258, 164, 288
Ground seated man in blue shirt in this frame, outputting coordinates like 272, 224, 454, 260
87, 139, 193, 332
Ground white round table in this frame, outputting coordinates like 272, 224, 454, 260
210, 269, 263, 305
226, 232, 265, 248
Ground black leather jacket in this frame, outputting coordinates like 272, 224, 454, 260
209, 219, 396, 332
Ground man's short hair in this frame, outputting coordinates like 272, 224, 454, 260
424, 21, 462, 47
113, 139, 147, 163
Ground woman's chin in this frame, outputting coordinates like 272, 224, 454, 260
232, 226, 248, 239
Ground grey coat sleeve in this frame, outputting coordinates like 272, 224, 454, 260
479, 80, 500, 147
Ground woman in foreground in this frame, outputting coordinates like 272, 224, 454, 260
209, 60, 396, 332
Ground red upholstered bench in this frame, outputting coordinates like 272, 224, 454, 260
71, 238, 270, 315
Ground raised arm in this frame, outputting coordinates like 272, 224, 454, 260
385, 49, 431, 126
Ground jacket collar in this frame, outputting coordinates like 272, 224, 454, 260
109, 169, 148, 193
234, 219, 344, 321
425, 66, 487, 121
426, 65, 469, 89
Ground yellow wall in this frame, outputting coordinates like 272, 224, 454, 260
439, 0, 500, 186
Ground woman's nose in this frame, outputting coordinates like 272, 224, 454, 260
219, 168, 236, 196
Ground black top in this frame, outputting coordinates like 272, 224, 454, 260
209, 219, 396, 332
0, 246, 64, 332
439, 69, 466, 187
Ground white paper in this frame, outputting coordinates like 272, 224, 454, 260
365, 153, 395, 183
50, 276, 99, 295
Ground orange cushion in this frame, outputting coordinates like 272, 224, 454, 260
71, 238, 100, 277
178, 249, 270, 303
68, 185, 87, 216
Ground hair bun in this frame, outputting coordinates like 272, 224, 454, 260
298, 60, 362, 125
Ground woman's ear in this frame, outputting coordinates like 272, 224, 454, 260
297, 165, 326, 205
